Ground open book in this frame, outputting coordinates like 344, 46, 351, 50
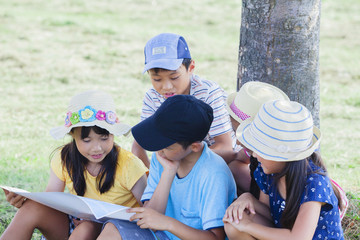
1, 185, 134, 223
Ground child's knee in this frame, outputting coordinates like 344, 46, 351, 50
97, 222, 122, 240
224, 222, 255, 240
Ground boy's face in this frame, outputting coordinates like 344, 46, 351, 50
148, 62, 194, 99
157, 142, 192, 162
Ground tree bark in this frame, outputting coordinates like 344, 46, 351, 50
237, 0, 321, 127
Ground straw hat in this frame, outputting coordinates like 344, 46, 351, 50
226, 82, 289, 123
50, 90, 131, 140
237, 100, 321, 162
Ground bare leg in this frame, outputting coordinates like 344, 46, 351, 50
96, 222, 122, 240
69, 221, 102, 240
0, 200, 69, 240
229, 161, 251, 194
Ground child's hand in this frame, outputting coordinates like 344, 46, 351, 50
3, 189, 27, 208
128, 207, 170, 231
223, 192, 256, 224
156, 152, 180, 173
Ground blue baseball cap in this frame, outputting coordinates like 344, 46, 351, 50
132, 95, 213, 151
143, 33, 192, 73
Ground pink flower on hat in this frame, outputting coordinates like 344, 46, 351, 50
105, 111, 116, 124
96, 110, 106, 121
64, 112, 72, 127
70, 112, 80, 125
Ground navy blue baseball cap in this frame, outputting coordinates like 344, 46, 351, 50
143, 33, 191, 73
132, 95, 213, 151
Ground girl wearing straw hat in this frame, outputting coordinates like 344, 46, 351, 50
1, 90, 148, 240
225, 81, 289, 196
223, 100, 345, 240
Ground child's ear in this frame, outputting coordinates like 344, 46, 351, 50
188, 60, 195, 73
190, 141, 203, 152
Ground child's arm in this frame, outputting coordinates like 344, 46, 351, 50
129, 207, 225, 240
210, 132, 234, 161
226, 201, 322, 240
224, 192, 272, 223
45, 168, 66, 192
143, 152, 179, 213
130, 173, 147, 206
131, 140, 150, 168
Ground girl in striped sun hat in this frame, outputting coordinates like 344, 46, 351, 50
223, 100, 345, 240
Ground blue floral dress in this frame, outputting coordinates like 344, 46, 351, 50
254, 161, 344, 240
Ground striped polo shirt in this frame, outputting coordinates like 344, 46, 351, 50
140, 74, 236, 148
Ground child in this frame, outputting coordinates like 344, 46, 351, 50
132, 32, 235, 168
223, 100, 345, 240
225, 81, 289, 195
98, 95, 237, 240
1, 90, 148, 240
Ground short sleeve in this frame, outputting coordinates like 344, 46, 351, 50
141, 153, 162, 202
50, 149, 66, 182
204, 83, 232, 138
117, 149, 148, 191
302, 173, 337, 211
140, 89, 161, 121
200, 172, 236, 230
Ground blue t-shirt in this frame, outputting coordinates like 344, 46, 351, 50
254, 161, 344, 240
141, 143, 237, 240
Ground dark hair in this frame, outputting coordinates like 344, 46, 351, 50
272, 152, 344, 229
177, 140, 193, 150
249, 156, 260, 199
59, 126, 119, 196
151, 58, 192, 74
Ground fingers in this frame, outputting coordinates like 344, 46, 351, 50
6, 192, 27, 208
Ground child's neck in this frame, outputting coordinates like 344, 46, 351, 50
86, 162, 102, 177
177, 143, 204, 179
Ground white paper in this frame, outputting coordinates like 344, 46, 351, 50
1, 185, 134, 223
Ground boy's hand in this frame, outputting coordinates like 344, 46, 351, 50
156, 152, 180, 174
3, 189, 27, 208
128, 207, 171, 231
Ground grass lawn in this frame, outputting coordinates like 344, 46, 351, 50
0, 0, 359, 239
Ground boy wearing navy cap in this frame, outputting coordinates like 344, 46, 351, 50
132, 33, 236, 168
99, 95, 237, 240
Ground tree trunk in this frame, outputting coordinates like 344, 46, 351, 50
237, 0, 321, 127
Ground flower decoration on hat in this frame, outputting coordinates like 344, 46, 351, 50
64, 112, 72, 127
79, 106, 97, 122
105, 111, 116, 124
70, 112, 80, 125
64, 106, 119, 127
96, 110, 106, 121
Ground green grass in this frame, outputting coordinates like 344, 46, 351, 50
0, 0, 359, 239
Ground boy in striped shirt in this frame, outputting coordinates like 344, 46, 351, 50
132, 33, 237, 168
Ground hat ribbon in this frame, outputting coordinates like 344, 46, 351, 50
230, 101, 251, 121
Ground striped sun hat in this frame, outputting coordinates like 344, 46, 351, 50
226, 81, 289, 124
237, 100, 321, 161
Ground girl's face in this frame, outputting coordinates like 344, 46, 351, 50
253, 152, 286, 174
72, 127, 114, 164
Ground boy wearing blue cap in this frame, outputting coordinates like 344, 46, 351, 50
98, 95, 237, 240
132, 33, 236, 167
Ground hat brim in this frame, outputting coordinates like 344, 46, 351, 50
143, 58, 184, 73
226, 92, 245, 123
237, 120, 322, 162
131, 115, 176, 151
50, 121, 131, 140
